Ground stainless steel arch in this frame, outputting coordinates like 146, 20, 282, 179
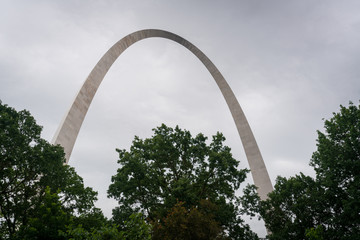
52, 29, 273, 200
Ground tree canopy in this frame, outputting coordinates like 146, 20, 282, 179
260, 102, 360, 240
108, 124, 259, 239
0, 101, 99, 239
151, 200, 226, 240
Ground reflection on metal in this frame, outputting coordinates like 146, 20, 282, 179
52, 29, 273, 200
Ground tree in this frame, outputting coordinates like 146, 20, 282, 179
62, 213, 151, 240
260, 102, 360, 239
152, 200, 226, 240
108, 124, 259, 239
71, 208, 108, 232
260, 174, 323, 239
309, 101, 360, 239
0, 101, 99, 239
120, 213, 152, 240
61, 224, 122, 240
19, 187, 72, 240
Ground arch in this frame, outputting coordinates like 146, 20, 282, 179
52, 29, 273, 200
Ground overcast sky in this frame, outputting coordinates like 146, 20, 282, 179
1, 0, 360, 236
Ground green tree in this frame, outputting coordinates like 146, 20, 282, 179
305, 225, 324, 240
120, 213, 152, 240
152, 200, 226, 240
62, 224, 122, 240
62, 213, 151, 240
19, 187, 72, 240
310, 102, 360, 238
260, 102, 360, 239
72, 208, 108, 232
260, 174, 323, 239
0, 101, 98, 239
108, 124, 259, 239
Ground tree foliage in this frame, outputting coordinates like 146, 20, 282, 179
108, 124, 259, 239
260, 102, 360, 239
152, 200, 226, 240
260, 174, 323, 239
19, 187, 72, 240
62, 213, 151, 240
0, 101, 99, 239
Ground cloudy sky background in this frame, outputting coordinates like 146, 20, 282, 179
1, 0, 360, 236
